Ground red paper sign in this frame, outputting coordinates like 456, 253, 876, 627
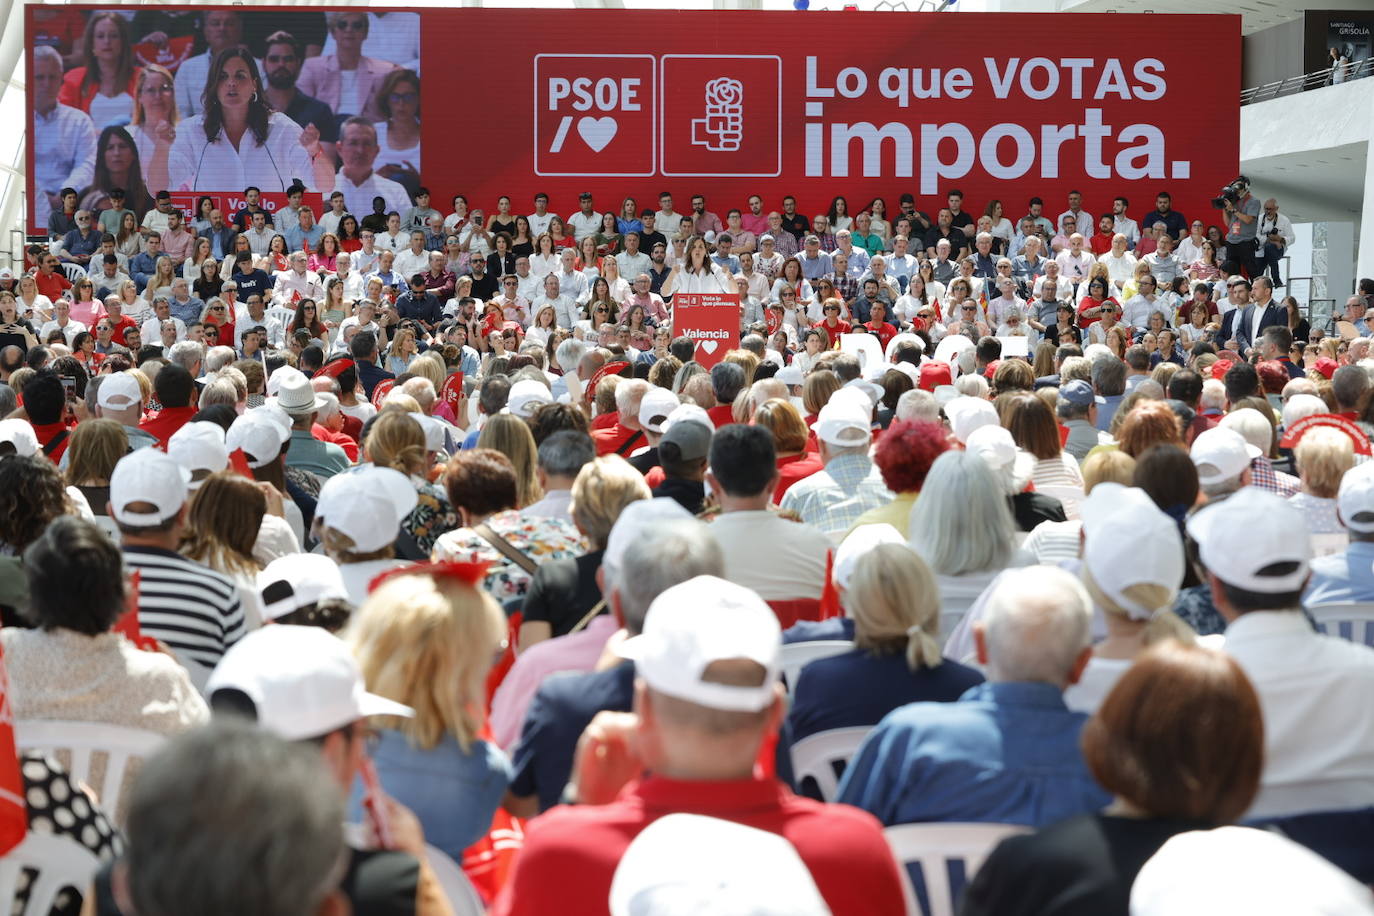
441, 371, 465, 411
674, 292, 740, 369
1279, 413, 1373, 455
371, 379, 396, 409
0, 645, 26, 856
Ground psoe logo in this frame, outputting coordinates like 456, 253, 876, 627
661, 55, 782, 178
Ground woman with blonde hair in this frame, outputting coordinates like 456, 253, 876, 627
364, 408, 456, 559
64, 418, 128, 515
519, 455, 650, 651
802, 368, 841, 425
385, 327, 418, 376
180, 471, 268, 629
348, 565, 511, 861
477, 412, 542, 509
786, 542, 984, 766
1288, 426, 1355, 534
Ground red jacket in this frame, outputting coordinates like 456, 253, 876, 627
313, 424, 359, 462
138, 405, 197, 445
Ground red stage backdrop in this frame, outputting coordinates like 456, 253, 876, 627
28, 8, 1240, 233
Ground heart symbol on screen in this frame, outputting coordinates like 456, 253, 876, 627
700, 340, 719, 355
578, 117, 618, 152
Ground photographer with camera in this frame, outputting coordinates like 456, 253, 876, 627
1216, 176, 1261, 282
1258, 199, 1295, 289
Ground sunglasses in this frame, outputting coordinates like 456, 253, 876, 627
335, 19, 367, 30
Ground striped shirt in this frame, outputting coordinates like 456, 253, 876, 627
122, 546, 246, 673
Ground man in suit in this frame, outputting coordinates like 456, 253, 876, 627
198, 209, 239, 263
1217, 278, 1281, 357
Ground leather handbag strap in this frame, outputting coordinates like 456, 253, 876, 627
474, 522, 538, 575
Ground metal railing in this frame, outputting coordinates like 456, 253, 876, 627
1241, 58, 1374, 105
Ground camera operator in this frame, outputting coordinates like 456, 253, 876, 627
1220, 178, 1261, 282
1258, 199, 1295, 289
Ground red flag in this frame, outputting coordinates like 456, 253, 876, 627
113, 571, 160, 653
818, 549, 842, 619
228, 448, 255, 480
0, 644, 26, 855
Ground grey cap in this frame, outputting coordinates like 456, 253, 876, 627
659, 418, 712, 462
1060, 379, 1094, 407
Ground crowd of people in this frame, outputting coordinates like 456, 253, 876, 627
4, 148, 1374, 914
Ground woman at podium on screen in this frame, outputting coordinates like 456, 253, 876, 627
660, 237, 735, 297
166, 46, 333, 194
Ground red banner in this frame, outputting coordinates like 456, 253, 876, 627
168, 192, 323, 223
27, 8, 1239, 232
436, 10, 1240, 221
674, 292, 740, 369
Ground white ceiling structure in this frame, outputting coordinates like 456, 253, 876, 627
1055, 0, 1372, 36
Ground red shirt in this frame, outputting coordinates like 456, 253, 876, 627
312, 423, 359, 462
1076, 296, 1119, 329
31, 421, 72, 462
492, 776, 905, 916
592, 420, 642, 457
103, 314, 138, 347
138, 405, 197, 445
865, 321, 897, 350
774, 452, 824, 503
707, 403, 736, 429
1088, 231, 1115, 256
34, 271, 72, 302
812, 319, 851, 348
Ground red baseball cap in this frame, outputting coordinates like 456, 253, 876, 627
1313, 357, 1338, 380
918, 362, 952, 391
1210, 359, 1234, 380
984, 359, 1001, 381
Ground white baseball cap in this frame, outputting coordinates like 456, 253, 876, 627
834, 523, 906, 589
167, 421, 229, 489
661, 403, 712, 435
226, 411, 290, 468
618, 575, 781, 712
315, 466, 417, 553
1190, 427, 1261, 487
943, 396, 998, 444
1185, 487, 1310, 593
609, 814, 829, 916
506, 378, 553, 419
1338, 461, 1374, 534
964, 423, 1017, 471
0, 418, 38, 457
109, 447, 190, 526
602, 498, 696, 588
96, 371, 143, 411
814, 392, 872, 447
206, 625, 412, 741
1080, 483, 1185, 619
413, 413, 446, 453
637, 387, 680, 434
775, 364, 804, 387
1130, 826, 1374, 916
257, 554, 350, 621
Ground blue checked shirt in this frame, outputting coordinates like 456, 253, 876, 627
779, 453, 892, 540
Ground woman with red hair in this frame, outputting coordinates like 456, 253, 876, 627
850, 419, 951, 535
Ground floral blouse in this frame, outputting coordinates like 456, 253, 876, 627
430, 509, 585, 602
397, 478, 459, 560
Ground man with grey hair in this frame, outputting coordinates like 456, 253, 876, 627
838, 565, 1109, 827
31, 45, 95, 226
895, 388, 939, 423
551, 337, 590, 402
1220, 408, 1298, 497
167, 339, 205, 379
115, 720, 349, 916
525, 430, 595, 523
503, 513, 725, 814
204, 345, 238, 375
197, 376, 240, 412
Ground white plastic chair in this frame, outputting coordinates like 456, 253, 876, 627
1035, 484, 1084, 521
60, 263, 88, 285
1307, 603, 1374, 648
884, 822, 1031, 916
15, 721, 165, 824
779, 640, 854, 695
426, 845, 486, 916
789, 727, 871, 802
0, 832, 101, 916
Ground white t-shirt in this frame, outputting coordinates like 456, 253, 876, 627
1063, 656, 1132, 714
709, 510, 831, 601
566, 210, 602, 242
